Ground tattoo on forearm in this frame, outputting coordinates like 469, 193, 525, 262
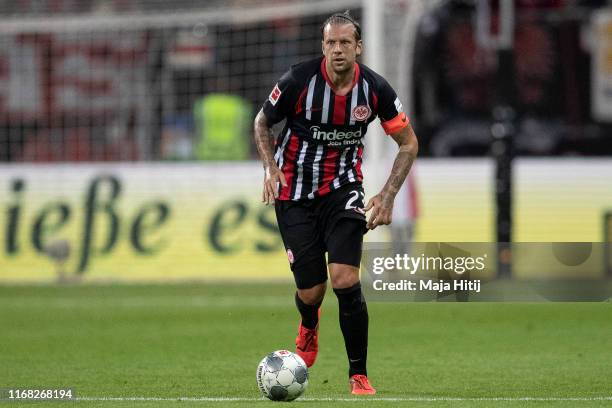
253, 111, 276, 168
381, 149, 416, 208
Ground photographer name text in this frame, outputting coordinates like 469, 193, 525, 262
372, 279, 481, 293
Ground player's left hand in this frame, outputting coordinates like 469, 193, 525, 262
365, 194, 393, 230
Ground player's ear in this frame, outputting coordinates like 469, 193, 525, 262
356, 40, 363, 57
321, 40, 325, 55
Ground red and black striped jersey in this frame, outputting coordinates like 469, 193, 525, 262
262, 56, 409, 201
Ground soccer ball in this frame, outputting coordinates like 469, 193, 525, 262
256, 350, 309, 401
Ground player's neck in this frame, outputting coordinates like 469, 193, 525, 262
324, 62, 355, 96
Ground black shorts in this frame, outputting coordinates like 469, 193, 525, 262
275, 183, 367, 289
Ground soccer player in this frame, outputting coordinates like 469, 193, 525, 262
253, 11, 418, 395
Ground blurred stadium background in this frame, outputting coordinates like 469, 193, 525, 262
0, 0, 611, 282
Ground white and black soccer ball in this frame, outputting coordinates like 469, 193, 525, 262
256, 350, 308, 401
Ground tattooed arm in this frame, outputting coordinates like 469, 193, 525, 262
365, 124, 418, 229
254, 108, 287, 205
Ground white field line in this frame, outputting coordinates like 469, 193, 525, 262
76, 396, 612, 402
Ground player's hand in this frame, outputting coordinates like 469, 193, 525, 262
364, 193, 393, 230
262, 164, 287, 205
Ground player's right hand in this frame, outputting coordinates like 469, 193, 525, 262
263, 165, 287, 205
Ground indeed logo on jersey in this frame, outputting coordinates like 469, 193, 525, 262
310, 126, 362, 142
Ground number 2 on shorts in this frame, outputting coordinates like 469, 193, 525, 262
345, 190, 365, 210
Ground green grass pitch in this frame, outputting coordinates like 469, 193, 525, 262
1, 283, 611, 407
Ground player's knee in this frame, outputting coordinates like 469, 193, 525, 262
297, 282, 326, 305
329, 264, 359, 289
331, 273, 358, 290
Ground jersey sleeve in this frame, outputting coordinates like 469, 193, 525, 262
377, 79, 410, 135
262, 69, 299, 126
